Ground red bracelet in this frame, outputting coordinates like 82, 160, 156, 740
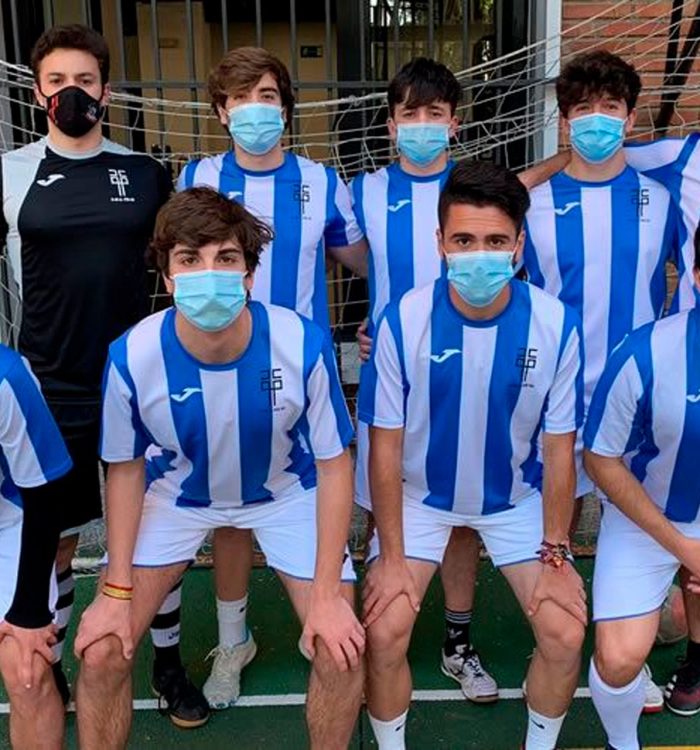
103, 581, 133, 592
537, 540, 571, 569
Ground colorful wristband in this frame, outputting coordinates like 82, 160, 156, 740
102, 582, 133, 601
537, 540, 572, 569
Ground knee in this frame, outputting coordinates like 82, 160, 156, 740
0, 652, 54, 706
594, 643, 646, 688
312, 640, 363, 690
80, 635, 129, 677
536, 612, 585, 661
366, 613, 411, 670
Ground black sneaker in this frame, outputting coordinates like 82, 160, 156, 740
664, 657, 700, 716
152, 665, 210, 729
52, 662, 70, 707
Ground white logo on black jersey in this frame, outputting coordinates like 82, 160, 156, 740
108, 168, 135, 203
37, 174, 65, 187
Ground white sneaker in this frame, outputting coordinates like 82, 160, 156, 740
203, 634, 257, 709
441, 645, 499, 703
642, 662, 664, 714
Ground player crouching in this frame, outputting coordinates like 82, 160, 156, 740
73, 187, 364, 749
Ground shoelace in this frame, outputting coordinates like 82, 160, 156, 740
205, 645, 239, 682
453, 646, 486, 679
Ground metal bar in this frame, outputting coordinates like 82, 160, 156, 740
325, 0, 333, 90
221, 0, 229, 53
428, 0, 435, 58
255, 0, 263, 47
358, 0, 366, 81
462, 0, 469, 69
149, 0, 166, 151
289, 0, 298, 138
8, 0, 29, 145
393, 0, 400, 73
83, 0, 92, 26
114, 0, 133, 151
184, 0, 200, 154
42, 0, 54, 29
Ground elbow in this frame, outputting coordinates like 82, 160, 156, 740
582, 448, 601, 485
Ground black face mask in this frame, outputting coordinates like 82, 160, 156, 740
43, 85, 105, 138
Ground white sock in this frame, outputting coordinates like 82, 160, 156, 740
217, 594, 248, 647
589, 659, 643, 750
52, 566, 75, 663
524, 706, 566, 750
368, 711, 407, 750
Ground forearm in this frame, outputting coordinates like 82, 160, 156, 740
328, 240, 369, 278
313, 450, 354, 593
104, 459, 145, 587
518, 150, 570, 190
542, 432, 576, 543
584, 451, 689, 560
4, 481, 64, 628
369, 426, 405, 562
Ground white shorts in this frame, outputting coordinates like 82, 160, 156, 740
354, 421, 371, 510
367, 492, 543, 568
0, 504, 57, 620
130, 488, 356, 582
593, 501, 700, 621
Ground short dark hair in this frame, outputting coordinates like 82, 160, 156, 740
556, 50, 641, 117
695, 222, 700, 271
149, 187, 273, 275
208, 47, 295, 125
438, 161, 530, 232
387, 57, 462, 117
31, 24, 110, 84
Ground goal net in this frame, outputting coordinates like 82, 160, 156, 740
0, 0, 698, 563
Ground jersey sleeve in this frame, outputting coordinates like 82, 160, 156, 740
350, 173, 368, 237
583, 330, 650, 457
624, 137, 687, 185
357, 308, 407, 429
100, 342, 151, 462
0, 355, 72, 487
304, 335, 354, 460
324, 167, 364, 247
543, 308, 584, 435
175, 159, 200, 192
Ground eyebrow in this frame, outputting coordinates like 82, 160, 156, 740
258, 86, 280, 96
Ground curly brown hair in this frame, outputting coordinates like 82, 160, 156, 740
31, 24, 110, 84
149, 188, 273, 276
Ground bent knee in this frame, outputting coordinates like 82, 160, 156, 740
0, 652, 54, 701
536, 613, 585, 659
366, 612, 412, 668
80, 635, 129, 674
594, 644, 648, 687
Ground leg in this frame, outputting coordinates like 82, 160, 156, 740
53, 533, 79, 703
75, 563, 188, 750
501, 561, 584, 749
0, 635, 64, 749
439, 526, 498, 703
590, 614, 658, 750
278, 575, 369, 750
201, 527, 256, 709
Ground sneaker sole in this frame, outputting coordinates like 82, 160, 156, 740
151, 686, 210, 729
205, 640, 259, 710
664, 700, 700, 717
642, 702, 664, 714
440, 664, 499, 704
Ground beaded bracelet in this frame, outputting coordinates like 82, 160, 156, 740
537, 540, 572, 569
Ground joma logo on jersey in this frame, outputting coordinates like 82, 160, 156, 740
516, 347, 538, 386
294, 183, 311, 217
108, 168, 135, 203
260, 367, 284, 408
631, 187, 650, 220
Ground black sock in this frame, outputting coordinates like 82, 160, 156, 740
686, 639, 700, 666
153, 643, 182, 673
444, 608, 472, 656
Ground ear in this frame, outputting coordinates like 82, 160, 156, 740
244, 270, 255, 295
436, 228, 446, 260
163, 271, 174, 296
101, 83, 111, 107
513, 228, 526, 266
625, 108, 637, 136
387, 117, 398, 143
33, 83, 46, 108
560, 113, 571, 144
448, 114, 460, 140
217, 103, 229, 129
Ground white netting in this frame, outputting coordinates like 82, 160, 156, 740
0, 0, 698, 562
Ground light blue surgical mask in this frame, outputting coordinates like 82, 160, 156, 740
569, 113, 626, 164
173, 270, 247, 332
228, 102, 284, 156
445, 250, 515, 308
396, 123, 450, 167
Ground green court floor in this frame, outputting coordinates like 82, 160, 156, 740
2, 561, 699, 749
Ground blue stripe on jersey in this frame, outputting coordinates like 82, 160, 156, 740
608, 171, 640, 357
352, 175, 378, 335
320, 333, 354, 447
483, 283, 532, 514
655, 208, 680, 314
325, 167, 348, 246
552, 178, 585, 312
561, 304, 586, 429
236, 303, 273, 503
182, 159, 201, 189
160, 314, 210, 507
666, 311, 700, 521
271, 156, 303, 313
386, 170, 414, 306
523, 228, 545, 287
0, 453, 20, 506
425, 283, 464, 510
217, 151, 245, 202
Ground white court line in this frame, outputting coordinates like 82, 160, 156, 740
0, 687, 596, 714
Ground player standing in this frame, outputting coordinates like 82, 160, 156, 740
352, 57, 497, 702
0, 351, 72, 750
360, 161, 586, 750
583, 226, 700, 750
73, 187, 364, 750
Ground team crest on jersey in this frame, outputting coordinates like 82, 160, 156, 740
108, 168, 135, 203
294, 183, 311, 218
515, 347, 538, 388
631, 187, 650, 221
260, 367, 285, 410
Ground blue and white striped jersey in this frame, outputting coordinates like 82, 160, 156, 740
0, 346, 72, 524
100, 302, 353, 508
358, 278, 584, 515
585, 303, 700, 522
351, 162, 452, 334
177, 152, 363, 330
524, 166, 679, 410
625, 134, 700, 312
